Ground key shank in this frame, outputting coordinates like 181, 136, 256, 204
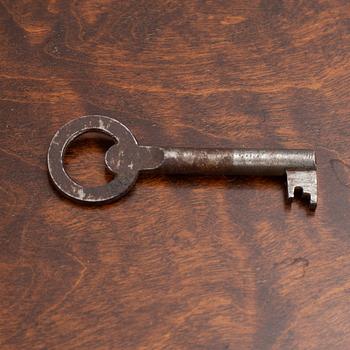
156, 148, 316, 176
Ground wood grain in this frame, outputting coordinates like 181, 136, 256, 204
1, 0, 350, 349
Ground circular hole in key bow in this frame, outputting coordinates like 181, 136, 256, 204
64, 132, 116, 187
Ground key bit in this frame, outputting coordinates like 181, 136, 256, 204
47, 115, 317, 210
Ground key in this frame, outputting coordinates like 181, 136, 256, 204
47, 115, 317, 210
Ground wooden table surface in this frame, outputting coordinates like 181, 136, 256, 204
1, 1, 350, 349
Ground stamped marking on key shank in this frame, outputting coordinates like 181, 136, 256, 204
47, 115, 317, 209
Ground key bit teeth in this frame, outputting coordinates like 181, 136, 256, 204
286, 170, 317, 210
309, 196, 317, 210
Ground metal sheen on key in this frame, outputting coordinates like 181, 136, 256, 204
47, 115, 317, 209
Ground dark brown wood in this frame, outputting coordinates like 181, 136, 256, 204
1, 0, 350, 349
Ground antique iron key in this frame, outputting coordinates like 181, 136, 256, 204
47, 115, 317, 209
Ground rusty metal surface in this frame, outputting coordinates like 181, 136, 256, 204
47, 115, 317, 209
